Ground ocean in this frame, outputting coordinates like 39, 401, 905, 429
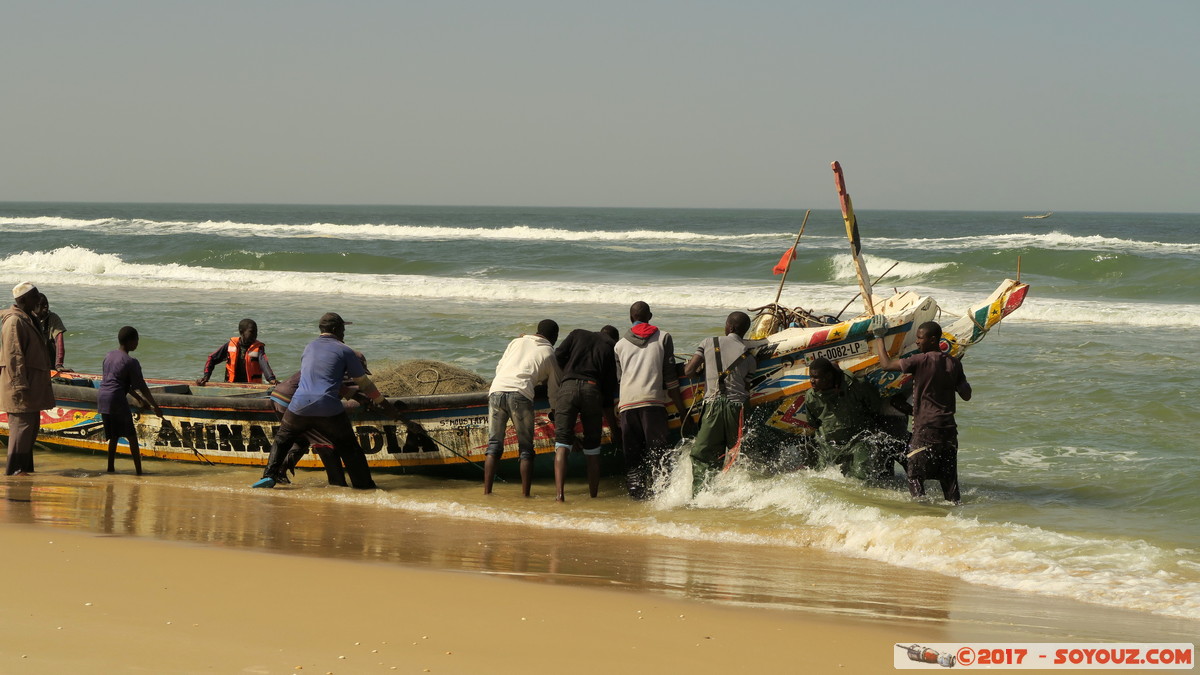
1, 202, 1197, 636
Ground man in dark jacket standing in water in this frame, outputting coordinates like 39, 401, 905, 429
552, 325, 620, 501
872, 319, 971, 503
614, 301, 687, 500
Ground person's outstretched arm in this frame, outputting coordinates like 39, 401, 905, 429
871, 322, 903, 372
196, 343, 228, 385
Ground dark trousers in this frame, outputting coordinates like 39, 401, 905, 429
554, 379, 604, 451
264, 411, 375, 489
5, 411, 40, 475
906, 431, 960, 502
619, 406, 671, 500
270, 403, 344, 485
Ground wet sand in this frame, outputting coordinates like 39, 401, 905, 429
5, 524, 922, 673
2, 452, 1198, 672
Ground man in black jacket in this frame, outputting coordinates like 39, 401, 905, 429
552, 325, 621, 501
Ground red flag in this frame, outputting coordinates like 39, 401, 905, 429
772, 246, 796, 275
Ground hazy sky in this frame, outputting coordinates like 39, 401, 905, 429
3, 1, 1197, 211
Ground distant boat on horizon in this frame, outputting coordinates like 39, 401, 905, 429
1024, 211, 1054, 219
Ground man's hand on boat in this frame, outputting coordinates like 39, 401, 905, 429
132, 394, 164, 419
869, 315, 889, 340
368, 396, 403, 418
194, 376, 209, 386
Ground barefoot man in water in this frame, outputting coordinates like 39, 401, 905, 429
484, 319, 561, 497
871, 319, 971, 504
552, 325, 620, 501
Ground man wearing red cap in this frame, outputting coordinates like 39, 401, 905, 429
1, 282, 55, 475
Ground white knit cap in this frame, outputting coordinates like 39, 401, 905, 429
11, 281, 36, 299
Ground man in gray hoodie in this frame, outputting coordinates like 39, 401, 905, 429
614, 302, 686, 500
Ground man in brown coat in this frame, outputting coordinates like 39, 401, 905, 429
1, 282, 56, 475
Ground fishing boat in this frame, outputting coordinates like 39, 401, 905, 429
1, 374, 573, 476
1023, 211, 1053, 219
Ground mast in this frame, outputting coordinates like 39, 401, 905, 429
772, 210, 811, 305
831, 161, 876, 316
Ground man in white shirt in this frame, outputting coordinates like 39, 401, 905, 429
484, 319, 561, 497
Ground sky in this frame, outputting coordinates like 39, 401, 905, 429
3, 1, 1197, 212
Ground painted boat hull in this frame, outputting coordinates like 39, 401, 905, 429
1, 377, 615, 476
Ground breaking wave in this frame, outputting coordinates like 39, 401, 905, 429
4, 214, 1198, 258
4, 246, 1198, 327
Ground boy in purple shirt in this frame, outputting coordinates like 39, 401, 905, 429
97, 326, 163, 475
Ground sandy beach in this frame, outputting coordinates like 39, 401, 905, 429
5, 523, 924, 674
3, 453, 1197, 674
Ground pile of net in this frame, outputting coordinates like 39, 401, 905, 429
368, 359, 490, 397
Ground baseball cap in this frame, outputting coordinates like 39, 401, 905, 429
318, 312, 354, 334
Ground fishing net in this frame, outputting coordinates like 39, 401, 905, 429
369, 359, 489, 397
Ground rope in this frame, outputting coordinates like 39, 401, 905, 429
413, 366, 483, 395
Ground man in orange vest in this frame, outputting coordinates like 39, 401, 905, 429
196, 318, 278, 386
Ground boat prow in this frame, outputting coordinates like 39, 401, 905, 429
707, 278, 1030, 435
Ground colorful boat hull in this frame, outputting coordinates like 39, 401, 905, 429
1, 378, 603, 475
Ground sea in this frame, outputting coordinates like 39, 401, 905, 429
1, 203, 1197, 639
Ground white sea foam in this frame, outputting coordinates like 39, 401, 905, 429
997, 446, 1153, 469
869, 231, 1200, 258
828, 253, 954, 281
4, 247, 1197, 326
155, 457, 1200, 622
0, 215, 786, 246
310, 467, 1200, 621
0, 246, 809, 309
5, 215, 1197, 257
896, 284, 1200, 328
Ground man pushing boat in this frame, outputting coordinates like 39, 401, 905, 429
614, 302, 687, 500
871, 319, 972, 504
684, 311, 761, 493
252, 312, 397, 489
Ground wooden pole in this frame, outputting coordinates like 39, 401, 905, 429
772, 210, 811, 305
831, 162, 876, 315
834, 260, 900, 320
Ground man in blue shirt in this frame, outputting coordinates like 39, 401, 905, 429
253, 313, 396, 489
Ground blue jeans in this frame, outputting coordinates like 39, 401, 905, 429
486, 391, 535, 460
